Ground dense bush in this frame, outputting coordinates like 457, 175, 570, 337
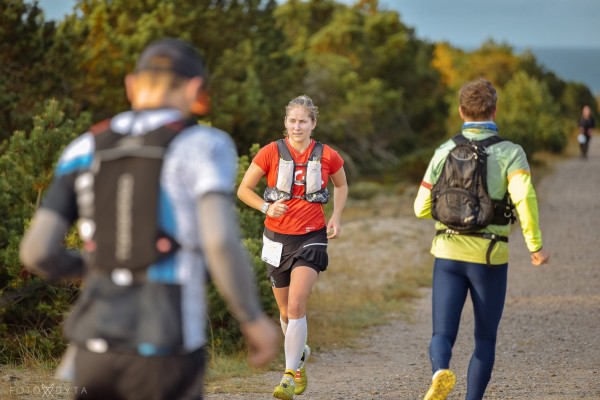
0, 100, 91, 364
497, 71, 568, 157
348, 181, 386, 200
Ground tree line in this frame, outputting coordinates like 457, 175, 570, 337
0, 0, 597, 363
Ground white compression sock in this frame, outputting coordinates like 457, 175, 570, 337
280, 316, 288, 335
284, 316, 307, 372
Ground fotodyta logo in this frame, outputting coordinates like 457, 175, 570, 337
5, 383, 88, 398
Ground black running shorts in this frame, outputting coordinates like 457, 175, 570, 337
263, 227, 328, 288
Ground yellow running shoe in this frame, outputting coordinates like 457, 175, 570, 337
273, 373, 296, 400
294, 345, 311, 395
423, 369, 456, 400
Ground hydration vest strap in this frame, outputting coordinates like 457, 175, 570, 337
276, 139, 293, 161
310, 141, 324, 159
435, 229, 509, 267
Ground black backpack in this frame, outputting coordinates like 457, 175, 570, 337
75, 118, 195, 276
431, 133, 512, 232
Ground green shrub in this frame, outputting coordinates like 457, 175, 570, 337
497, 71, 569, 157
396, 147, 436, 183
348, 181, 385, 200
0, 99, 91, 364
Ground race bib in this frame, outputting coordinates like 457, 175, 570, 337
262, 235, 283, 267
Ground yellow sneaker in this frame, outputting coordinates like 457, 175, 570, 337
273, 373, 295, 400
423, 369, 456, 400
294, 345, 311, 395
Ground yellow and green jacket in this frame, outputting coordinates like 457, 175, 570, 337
413, 122, 543, 265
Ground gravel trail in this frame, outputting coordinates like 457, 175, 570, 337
207, 139, 600, 400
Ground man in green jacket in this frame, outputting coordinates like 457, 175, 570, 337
414, 78, 550, 400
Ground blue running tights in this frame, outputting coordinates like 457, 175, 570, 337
429, 258, 508, 400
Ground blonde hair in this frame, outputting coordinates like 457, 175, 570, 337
285, 95, 319, 121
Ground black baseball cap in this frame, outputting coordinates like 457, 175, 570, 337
135, 38, 206, 79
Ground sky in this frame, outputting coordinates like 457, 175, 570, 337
38, 0, 600, 49
380, 0, 600, 49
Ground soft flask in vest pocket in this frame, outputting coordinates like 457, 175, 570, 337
263, 157, 294, 201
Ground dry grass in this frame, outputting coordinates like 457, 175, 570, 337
0, 338, 71, 400
0, 365, 70, 400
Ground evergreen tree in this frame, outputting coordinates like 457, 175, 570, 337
0, 0, 60, 140
0, 99, 91, 363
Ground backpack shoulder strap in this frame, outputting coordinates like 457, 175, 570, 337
451, 133, 469, 145
452, 133, 504, 149
276, 139, 293, 161
478, 135, 505, 149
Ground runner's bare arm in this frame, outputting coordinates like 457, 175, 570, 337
327, 166, 348, 239
238, 162, 288, 217
237, 162, 269, 211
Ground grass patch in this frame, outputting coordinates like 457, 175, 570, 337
307, 261, 431, 351
0, 364, 70, 400
206, 351, 255, 380
0, 334, 62, 372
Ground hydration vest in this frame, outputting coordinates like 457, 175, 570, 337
74, 118, 195, 282
263, 139, 329, 204
431, 133, 516, 266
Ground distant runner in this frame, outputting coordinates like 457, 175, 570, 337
578, 104, 595, 159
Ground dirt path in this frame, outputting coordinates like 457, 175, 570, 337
206, 140, 600, 400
